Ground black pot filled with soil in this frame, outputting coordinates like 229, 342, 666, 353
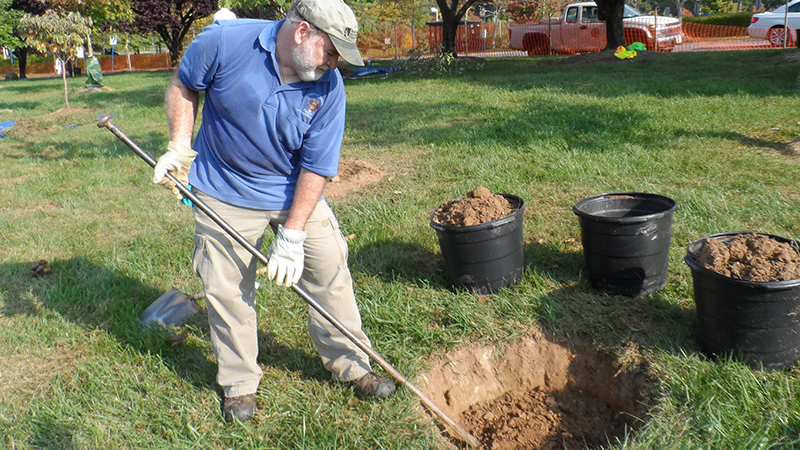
430, 186, 525, 295
573, 192, 678, 297
685, 231, 800, 370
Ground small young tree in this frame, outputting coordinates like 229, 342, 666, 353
19, 10, 91, 108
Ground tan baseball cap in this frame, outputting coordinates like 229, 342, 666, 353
295, 0, 364, 66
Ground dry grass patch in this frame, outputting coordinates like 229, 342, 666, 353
0, 317, 79, 406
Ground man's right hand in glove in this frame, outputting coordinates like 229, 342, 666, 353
153, 141, 197, 199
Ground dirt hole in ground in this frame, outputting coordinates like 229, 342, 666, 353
419, 336, 648, 450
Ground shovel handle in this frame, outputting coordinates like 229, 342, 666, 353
97, 116, 482, 449
97, 115, 269, 268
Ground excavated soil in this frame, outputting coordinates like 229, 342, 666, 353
419, 337, 648, 450
695, 234, 800, 282
432, 186, 515, 227
324, 159, 386, 199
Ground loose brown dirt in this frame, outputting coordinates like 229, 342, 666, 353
432, 186, 515, 227
419, 337, 648, 450
695, 234, 800, 282
324, 159, 386, 199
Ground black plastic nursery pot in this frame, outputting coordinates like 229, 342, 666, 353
430, 194, 525, 295
685, 232, 800, 370
573, 192, 678, 297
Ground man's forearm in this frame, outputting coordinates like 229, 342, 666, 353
165, 71, 199, 147
285, 168, 328, 231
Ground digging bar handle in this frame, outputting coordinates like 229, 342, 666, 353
97, 116, 482, 449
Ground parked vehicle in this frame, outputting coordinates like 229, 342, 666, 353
509, 2, 683, 55
747, 0, 800, 47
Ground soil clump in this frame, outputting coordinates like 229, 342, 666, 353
432, 186, 515, 227
696, 233, 800, 282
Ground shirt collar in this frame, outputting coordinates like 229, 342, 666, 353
258, 19, 284, 54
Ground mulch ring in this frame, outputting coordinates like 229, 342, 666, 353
544, 50, 667, 67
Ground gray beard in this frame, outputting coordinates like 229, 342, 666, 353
292, 40, 329, 82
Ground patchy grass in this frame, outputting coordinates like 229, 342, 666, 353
2, 49, 800, 448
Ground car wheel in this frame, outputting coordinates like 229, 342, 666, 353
768, 27, 787, 47
522, 34, 549, 56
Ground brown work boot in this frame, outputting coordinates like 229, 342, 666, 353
223, 394, 256, 423
348, 372, 396, 399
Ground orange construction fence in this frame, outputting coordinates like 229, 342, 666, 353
12, 20, 794, 77
21, 53, 174, 76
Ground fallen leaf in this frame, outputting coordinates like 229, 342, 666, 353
170, 332, 189, 347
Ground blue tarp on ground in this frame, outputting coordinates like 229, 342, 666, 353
0, 120, 16, 138
345, 67, 396, 79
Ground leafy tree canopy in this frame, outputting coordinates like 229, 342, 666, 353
0, 0, 24, 49
227, 0, 287, 19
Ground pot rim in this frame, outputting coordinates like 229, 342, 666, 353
685, 231, 800, 289
572, 192, 678, 224
430, 193, 525, 232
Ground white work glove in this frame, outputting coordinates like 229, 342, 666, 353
267, 225, 307, 287
153, 141, 197, 199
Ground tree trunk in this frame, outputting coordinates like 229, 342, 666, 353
157, 26, 186, 67
62, 63, 70, 109
675, 0, 687, 18
596, 0, 626, 50
126, 34, 133, 70
437, 0, 467, 57
13, 47, 28, 79
441, 13, 459, 56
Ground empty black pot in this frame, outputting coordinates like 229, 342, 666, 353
430, 194, 525, 295
685, 232, 800, 370
573, 192, 678, 297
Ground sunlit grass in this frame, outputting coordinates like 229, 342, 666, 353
2, 49, 800, 448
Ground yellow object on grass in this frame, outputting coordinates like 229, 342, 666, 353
614, 46, 637, 59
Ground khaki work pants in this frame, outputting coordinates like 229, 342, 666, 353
192, 190, 373, 397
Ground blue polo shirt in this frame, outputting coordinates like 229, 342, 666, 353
179, 19, 346, 210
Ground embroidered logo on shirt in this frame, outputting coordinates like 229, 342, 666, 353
302, 97, 322, 121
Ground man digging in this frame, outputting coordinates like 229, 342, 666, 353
155, 0, 396, 423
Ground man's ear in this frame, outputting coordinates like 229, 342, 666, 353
293, 21, 314, 45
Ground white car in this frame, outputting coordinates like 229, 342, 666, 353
748, 0, 800, 46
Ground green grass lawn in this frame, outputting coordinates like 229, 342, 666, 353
2, 49, 800, 449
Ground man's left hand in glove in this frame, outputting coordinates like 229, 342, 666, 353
267, 225, 307, 287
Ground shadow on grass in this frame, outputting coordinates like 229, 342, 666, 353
350, 241, 442, 288
524, 239, 698, 355
351, 237, 698, 359
0, 257, 324, 393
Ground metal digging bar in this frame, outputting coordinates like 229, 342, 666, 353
97, 116, 482, 449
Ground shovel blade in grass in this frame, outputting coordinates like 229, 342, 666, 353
140, 288, 201, 327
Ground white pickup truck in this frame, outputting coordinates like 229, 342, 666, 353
509, 2, 683, 55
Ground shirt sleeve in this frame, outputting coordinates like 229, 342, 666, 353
178, 23, 222, 91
